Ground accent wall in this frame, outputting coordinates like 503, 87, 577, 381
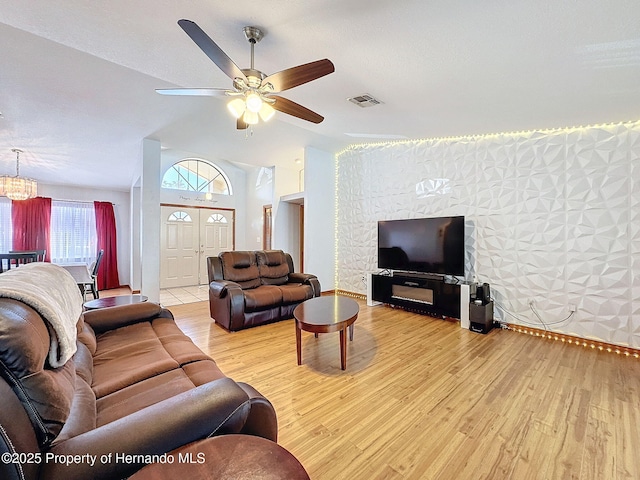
336, 121, 640, 348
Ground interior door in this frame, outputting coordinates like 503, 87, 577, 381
199, 210, 234, 284
160, 206, 200, 288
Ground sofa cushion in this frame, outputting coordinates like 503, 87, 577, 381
73, 341, 94, 385
220, 251, 261, 289
95, 359, 227, 426
52, 376, 96, 445
243, 286, 283, 312
77, 320, 97, 355
256, 250, 289, 286
151, 317, 212, 364
92, 323, 180, 398
278, 284, 315, 305
0, 298, 77, 446
92, 317, 216, 399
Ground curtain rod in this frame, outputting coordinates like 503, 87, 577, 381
52, 199, 117, 206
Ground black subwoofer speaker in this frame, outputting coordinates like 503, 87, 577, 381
469, 300, 494, 334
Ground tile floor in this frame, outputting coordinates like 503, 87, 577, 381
159, 285, 210, 306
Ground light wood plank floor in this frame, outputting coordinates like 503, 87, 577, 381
169, 297, 640, 480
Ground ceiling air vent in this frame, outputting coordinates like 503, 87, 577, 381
348, 94, 383, 108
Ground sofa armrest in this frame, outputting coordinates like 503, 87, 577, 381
209, 279, 241, 299
83, 302, 173, 334
289, 272, 316, 284
208, 281, 246, 331
236, 382, 278, 442
43, 378, 251, 480
289, 273, 321, 297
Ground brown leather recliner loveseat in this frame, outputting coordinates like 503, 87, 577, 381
0, 263, 278, 480
207, 250, 320, 331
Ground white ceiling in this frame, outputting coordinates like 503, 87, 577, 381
1, 1, 639, 190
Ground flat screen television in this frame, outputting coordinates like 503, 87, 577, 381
377, 216, 465, 276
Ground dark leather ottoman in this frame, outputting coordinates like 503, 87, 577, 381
129, 434, 310, 480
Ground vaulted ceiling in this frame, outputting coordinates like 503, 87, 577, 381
1, 1, 639, 190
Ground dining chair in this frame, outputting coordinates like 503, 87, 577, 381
10, 249, 46, 262
85, 249, 105, 299
0, 253, 39, 273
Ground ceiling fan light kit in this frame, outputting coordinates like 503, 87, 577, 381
245, 92, 263, 113
157, 19, 334, 129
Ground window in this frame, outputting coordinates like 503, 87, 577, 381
207, 213, 228, 223
50, 201, 97, 264
1, 200, 105, 265
162, 159, 231, 195
168, 211, 192, 222
0, 198, 11, 253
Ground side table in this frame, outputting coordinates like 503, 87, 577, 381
84, 294, 148, 310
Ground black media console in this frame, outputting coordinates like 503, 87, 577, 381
371, 272, 461, 318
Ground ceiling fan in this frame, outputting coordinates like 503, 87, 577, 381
156, 19, 335, 129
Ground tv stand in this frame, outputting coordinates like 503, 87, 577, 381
371, 272, 463, 319
394, 271, 444, 281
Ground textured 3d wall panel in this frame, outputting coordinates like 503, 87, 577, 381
336, 121, 640, 348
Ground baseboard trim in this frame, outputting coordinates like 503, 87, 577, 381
334, 289, 366, 300
504, 323, 640, 359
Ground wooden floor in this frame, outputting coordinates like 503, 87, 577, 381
168, 297, 640, 480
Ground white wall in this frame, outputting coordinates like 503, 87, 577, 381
140, 138, 161, 302
274, 200, 302, 269
336, 121, 640, 349
129, 182, 141, 292
38, 183, 131, 287
303, 147, 335, 291
273, 165, 302, 265
244, 166, 274, 250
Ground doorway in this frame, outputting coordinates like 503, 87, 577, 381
299, 204, 304, 271
277, 193, 305, 272
263, 205, 273, 250
160, 205, 234, 288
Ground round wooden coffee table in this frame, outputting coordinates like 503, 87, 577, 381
293, 296, 359, 370
84, 294, 148, 310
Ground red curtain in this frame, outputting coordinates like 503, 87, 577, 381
11, 197, 52, 262
94, 201, 120, 290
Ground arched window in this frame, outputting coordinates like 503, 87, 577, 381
207, 213, 228, 223
167, 211, 192, 222
162, 159, 231, 195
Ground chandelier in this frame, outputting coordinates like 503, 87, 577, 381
0, 149, 38, 201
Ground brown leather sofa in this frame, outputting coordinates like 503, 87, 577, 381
0, 297, 278, 480
207, 250, 321, 331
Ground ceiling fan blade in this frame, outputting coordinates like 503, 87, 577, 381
271, 95, 324, 124
155, 88, 229, 96
262, 59, 334, 93
237, 117, 249, 130
178, 19, 247, 82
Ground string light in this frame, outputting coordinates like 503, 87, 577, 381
335, 119, 640, 159
502, 323, 640, 359
333, 118, 640, 358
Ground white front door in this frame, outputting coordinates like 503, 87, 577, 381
160, 206, 234, 288
199, 210, 234, 284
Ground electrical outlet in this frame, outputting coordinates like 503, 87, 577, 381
361, 275, 366, 283
568, 303, 577, 312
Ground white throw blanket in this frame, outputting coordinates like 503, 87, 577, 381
0, 262, 83, 367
